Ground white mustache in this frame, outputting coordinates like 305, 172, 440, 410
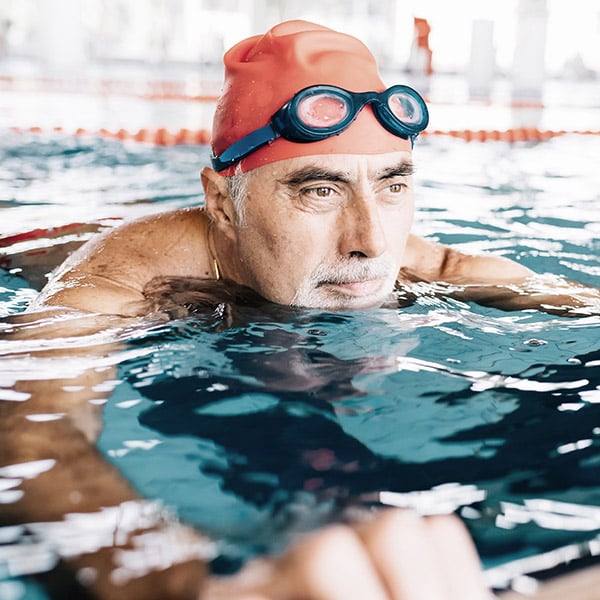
311, 257, 395, 286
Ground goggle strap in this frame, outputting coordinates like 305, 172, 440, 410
212, 123, 279, 171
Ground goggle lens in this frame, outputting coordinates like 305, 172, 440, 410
297, 94, 349, 128
388, 92, 425, 125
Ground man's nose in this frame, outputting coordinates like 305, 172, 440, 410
338, 195, 387, 258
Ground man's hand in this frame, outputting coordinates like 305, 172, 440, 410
203, 511, 493, 600
140, 276, 263, 320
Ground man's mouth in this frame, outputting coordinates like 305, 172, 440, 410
319, 278, 385, 296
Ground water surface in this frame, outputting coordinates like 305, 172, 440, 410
1, 132, 599, 598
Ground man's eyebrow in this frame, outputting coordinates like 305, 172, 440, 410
377, 160, 415, 180
279, 167, 351, 187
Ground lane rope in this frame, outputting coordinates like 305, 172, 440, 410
0, 74, 221, 102
7, 126, 600, 146
3, 75, 597, 144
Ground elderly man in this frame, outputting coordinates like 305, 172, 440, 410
30, 21, 596, 319
4, 19, 599, 600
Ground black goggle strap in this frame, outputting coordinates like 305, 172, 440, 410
211, 123, 279, 172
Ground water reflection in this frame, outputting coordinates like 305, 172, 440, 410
88, 286, 600, 576
1, 134, 600, 597
1, 273, 600, 595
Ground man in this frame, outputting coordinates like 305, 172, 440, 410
3, 19, 599, 600
28, 22, 598, 318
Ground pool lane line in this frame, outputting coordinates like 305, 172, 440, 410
0, 74, 221, 103
7, 126, 211, 146
424, 128, 600, 142
5, 126, 600, 146
0, 73, 598, 114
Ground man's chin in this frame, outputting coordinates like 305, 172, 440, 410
291, 288, 393, 311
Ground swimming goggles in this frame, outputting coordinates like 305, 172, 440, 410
211, 84, 429, 171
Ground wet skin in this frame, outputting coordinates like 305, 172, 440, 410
204, 152, 416, 309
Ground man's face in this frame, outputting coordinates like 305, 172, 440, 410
231, 152, 415, 310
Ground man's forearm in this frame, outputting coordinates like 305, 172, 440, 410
1, 377, 212, 600
445, 275, 600, 316
1, 306, 212, 600
401, 238, 600, 316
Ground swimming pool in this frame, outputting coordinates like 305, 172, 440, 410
1, 131, 600, 598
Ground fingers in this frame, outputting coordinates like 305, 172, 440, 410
425, 514, 495, 600
204, 525, 391, 600
202, 510, 493, 600
278, 524, 391, 600
357, 510, 447, 599
356, 510, 491, 600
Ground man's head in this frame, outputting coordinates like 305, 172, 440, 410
210, 20, 427, 174
202, 20, 427, 309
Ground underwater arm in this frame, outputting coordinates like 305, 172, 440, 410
402, 235, 600, 315
6, 297, 589, 599
1, 311, 211, 599
2, 383, 495, 599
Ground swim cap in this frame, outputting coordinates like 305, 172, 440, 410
211, 20, 413, 174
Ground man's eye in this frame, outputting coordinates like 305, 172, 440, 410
389, 183, 406, 193
306, 186, 334, 198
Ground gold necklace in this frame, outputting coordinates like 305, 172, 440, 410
207, 223, 221, 281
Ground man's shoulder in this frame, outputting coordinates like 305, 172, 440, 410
33, 207, 213, 314
56, 207, 210, 285
117, 206, 208, 235
94, 207, 209, 256
96, 207, 210, 270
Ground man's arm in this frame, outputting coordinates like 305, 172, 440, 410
402, 235, 600, 315
28, 208, 213, 317
8, 304, 599, 599
1, 311, 213, 599
403, 234, 533, 284
3, 376, 494, 600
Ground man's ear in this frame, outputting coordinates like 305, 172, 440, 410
201, 167, 238, 242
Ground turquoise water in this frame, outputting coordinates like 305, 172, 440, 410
1, 132, 600, 598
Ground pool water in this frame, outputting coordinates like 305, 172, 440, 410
1, 131, 600, 598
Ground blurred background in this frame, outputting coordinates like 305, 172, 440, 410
0, 0, 598, 133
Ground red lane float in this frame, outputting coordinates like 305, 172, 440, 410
0, 220, 123, 249
0, 74, 221, 103
7, 125, 600, 146
0, 223, 85, 248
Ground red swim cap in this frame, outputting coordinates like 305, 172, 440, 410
211, 20, 412, 174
